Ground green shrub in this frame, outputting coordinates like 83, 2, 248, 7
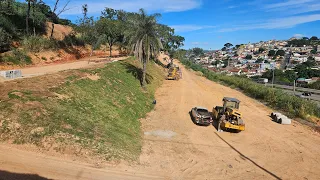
308, 81, 320, 90
22, 36, 57, 52
2, 49, 32, 65
59, 34, 85, 47
0, 27, 12, 53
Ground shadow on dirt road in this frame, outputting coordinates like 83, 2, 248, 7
213, 132, 282, 180
0, 170, 51, 180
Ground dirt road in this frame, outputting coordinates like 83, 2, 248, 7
2, 56, 129, 81
140, 61, 320, 179
1, 60, 320, 179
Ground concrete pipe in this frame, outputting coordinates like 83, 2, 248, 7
278, 117, 291, 125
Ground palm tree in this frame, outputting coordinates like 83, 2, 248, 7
126, 9, 163, 88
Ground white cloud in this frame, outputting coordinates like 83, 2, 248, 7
218, 14, 320, 32
266, 3, 320, 15
227, 6, 236, 9
191, 42, 209, 45
293, 34, 305, 38
171, 25, 217, 32
264, 0, 315, 9
61, 0, 202, 15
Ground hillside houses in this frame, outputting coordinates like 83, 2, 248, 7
188, 37, 319, 78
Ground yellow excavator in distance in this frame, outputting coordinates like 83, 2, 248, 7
166, 65, 181, 80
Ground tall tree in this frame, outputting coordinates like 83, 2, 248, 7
77, 4, 100, 57
99, 8, 131, 54
157, 24, 185, 58
268, 50, 276, 56
50, 0, 70, 38
245, 54, 252, 60
192, 47, 204, 57
0, 0, 14, 14
224, 43, 233, 49
0, 27, 11, 53
258, 47, 265, 53
310, 36, 319, 41
96, 18, 123, 57
276, 50, 285, 56
31, 0, 37, 36
157, 24, 174, 51
255, 58, 264, 63
101, 7, 118, 20
126, 9, 163, 88
25, 0, 31, 35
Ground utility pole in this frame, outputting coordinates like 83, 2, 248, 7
293, 79, 296, 95
272, 68, 275, 88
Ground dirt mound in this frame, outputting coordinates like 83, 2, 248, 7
157, 52, 170, 65
0, 21, 127, 70
45, 22, 73, 40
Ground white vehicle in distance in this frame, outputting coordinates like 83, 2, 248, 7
257, 78, 268, 84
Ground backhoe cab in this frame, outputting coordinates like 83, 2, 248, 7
212, 97, 245, 132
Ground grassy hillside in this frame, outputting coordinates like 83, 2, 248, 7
0, 57, 164, 161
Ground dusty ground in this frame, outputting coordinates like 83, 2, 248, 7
0, 59, 320, 179
2, 55, 129, 81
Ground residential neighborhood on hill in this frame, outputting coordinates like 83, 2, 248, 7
187, 36, 320, 85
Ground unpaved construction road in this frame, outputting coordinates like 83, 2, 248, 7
1, 60, 320, 179
1, 56, 129, 81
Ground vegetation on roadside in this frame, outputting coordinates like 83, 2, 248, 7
0, 0, 80, 65
126, 9, 163, 88
0, 58, 164, 161
0, 48, 32, 65
308, 81, 320, 90
76, 6, 184, 87
180, 58, 320, 122
0, 0, 73, 50
1, 1, 185, 85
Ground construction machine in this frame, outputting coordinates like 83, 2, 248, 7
166, 65, 181, 80
212, 97, 245, 132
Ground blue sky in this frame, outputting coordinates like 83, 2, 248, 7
37, 0, 320, 50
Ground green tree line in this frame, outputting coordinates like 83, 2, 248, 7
287, 36, 319, 47
1, 1, 185, 88
76, 6, 184, 87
